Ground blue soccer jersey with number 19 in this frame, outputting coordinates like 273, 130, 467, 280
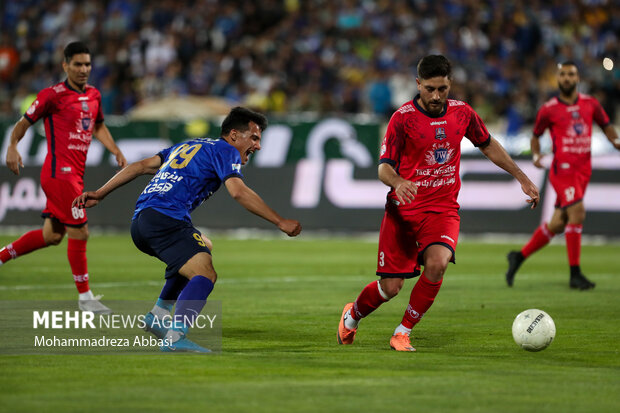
133, 138, 243, 222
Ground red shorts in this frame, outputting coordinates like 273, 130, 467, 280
376, 204, 460, 278
40, 175, 87, 227
549, 163, 591, 209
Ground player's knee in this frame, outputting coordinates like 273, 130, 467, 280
379, 278, 404, 299
45, 232, 64, 246
423, 257, 449, 280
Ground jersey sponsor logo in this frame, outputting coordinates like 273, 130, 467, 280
52, 84, 66, 93
430, 121, 447, 126
231, 163, 241, 173
26, 100, 39, 115
425, 143, 454, 165
81, 118, 91, 131
434, 127, 447, 141
573, 122, 585, 135
448, 99, 465, 106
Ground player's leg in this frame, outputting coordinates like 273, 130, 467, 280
144, 273, 189, 339
338, 207, 416, 345
564, 201, 594, 289
65, 224, 112, 314
161, 252, 215, 352
0, 219, 60, 266
390, 211, 458, 352
506, 208, 564, 286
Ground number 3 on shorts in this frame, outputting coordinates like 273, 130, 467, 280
193, 233, 206, 247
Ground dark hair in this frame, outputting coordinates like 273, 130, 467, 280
417, 55, 452, 80
559, 61, 579, 71
64, 41, 90, 62
221, 107, 268, 136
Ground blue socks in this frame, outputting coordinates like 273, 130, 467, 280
173, 275, 214, 332
159, 274, 189, 301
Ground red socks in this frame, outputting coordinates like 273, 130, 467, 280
351, 281, 388, 320
565, 224, 582, 266
521, 223, 555, 258
401, 273, 442, 329
67, 238, 90, 293
0, 229, 47, 263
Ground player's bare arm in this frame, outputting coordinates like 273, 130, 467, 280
5, 117, 31, 175
378, 163, 417, 204
73, 155, 162, 209
479, 137, 540, 209
530, 135, 544, 168
224, 177, 301, 237
602, 124, 620, 150
93, 122, 127, 168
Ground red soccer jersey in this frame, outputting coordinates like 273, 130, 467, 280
24, 80, 104, 181
533, 93, 610, 171
379, 97, 491, 213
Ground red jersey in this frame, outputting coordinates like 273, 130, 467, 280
24, 80, 104, 181
533, 93, 609, 171
380, 96, 490, 213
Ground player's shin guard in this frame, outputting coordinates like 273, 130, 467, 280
67, 238, 89, 293
565, 224, 582, 267
0, 229, 47, 264
173, 276, 214, 331
521, 223, 555, 258
400, 273, 442, 329
351, 280, 389, 321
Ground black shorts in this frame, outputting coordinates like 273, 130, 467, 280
130, 208, 211, 279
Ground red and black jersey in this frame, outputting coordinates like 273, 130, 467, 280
533, 93, 609, 172
24, 80, 104, 181
380, 95, 490, 213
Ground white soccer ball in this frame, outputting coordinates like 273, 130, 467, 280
512, 309, 556, 352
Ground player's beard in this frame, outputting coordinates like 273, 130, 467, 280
558, 82, 576, 96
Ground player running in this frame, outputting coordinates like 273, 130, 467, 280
1, 42, 127, 314
337, 55, 540, 352
73, 107, 301, 352
505, 61, 620, 290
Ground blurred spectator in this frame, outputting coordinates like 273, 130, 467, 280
0, 0, 617, 123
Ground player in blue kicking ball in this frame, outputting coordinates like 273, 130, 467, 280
73, 107, 302, 352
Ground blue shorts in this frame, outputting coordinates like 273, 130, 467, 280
130, 208, 211, 279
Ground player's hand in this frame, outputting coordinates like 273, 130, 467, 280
532, 153, 544, 169
72, 191, 102, 209
6, 146, 23, 175
116, 152, 128, 169
394, 179, 418, 204
521, 181, 540, 209
278, 219, 302, 237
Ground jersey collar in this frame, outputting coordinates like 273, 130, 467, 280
64, 80, 87, 94
556, 93, 579, 106
413, 94, 447, 118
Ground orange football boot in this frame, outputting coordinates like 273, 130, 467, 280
337, 303, 357, 345
389, 332, 416, 351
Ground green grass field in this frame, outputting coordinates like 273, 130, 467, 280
0, 233, 618, 412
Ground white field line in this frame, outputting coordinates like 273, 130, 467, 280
0, 273, 616, 291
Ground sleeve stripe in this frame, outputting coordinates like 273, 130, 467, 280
474, 135, 491, 148
222, 173, 243, 182
379, 158, 396, 166
24, 114, 35, 124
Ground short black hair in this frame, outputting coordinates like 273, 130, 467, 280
64, 41, 90, 62
559, 60, 579, 71
221, 107, 268, 136
417, 55, 452, 80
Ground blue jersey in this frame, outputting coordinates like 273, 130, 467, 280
133, 138, 243, 222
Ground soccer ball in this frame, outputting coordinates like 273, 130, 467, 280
511, 309, 556, 352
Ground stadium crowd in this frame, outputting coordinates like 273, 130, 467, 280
0, 0, 618, 129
